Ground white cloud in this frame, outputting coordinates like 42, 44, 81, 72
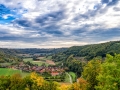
0, 0, 120, 48
0, 40, 88, 48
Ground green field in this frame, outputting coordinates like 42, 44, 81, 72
0, 63, 12, 66
64, 72, 70, 83
23, 58, 48, 66
68, 72, 76, 82
0, 68, 29, 77
38, 56, 52, 61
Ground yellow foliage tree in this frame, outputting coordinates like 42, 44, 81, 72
59, 84, 71, 90
72, 78, 88, 90
82, 60, 101, 90
30, 72, 44, 87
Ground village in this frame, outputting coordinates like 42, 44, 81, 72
12, 62, 65, 76
0, 54, 66, 82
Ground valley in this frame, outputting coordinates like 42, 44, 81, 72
0, 41, 120, 89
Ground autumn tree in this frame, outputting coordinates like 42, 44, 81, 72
9, 74, 25, 90
0, 76, 10, 90
82, 59, 101, 90
71, 78, 88, 90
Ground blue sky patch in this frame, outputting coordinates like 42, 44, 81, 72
0, 4, 26, 24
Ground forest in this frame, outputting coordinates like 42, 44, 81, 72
52, 41, 120, 61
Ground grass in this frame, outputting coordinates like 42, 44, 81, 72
23, 58, 48, 66
64, 72, 71, 83
21, 72, 30, 77
68, 72, 76, 82
0, 63, 12, 66
0, 68, 29, 77
23, 58, 33, 62
40, 56, 52, 61
46, 56, 52, 60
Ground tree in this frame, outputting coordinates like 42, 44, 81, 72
30, 72, 44, 89
96, 54, 120, 90
23, 76, 33, 90
0, 76, 10, 90
59, 84, 71, 90
9, 74, 25, 90
82, 59, 101, 90
71, 78, 88, 90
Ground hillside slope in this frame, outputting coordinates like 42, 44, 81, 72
52, 41, 120, 61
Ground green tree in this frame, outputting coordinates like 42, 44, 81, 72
23, 76, 33, 90
0, 76, 10, 90
9, 74, 25, 90
96, 54, 120, 90
82, 59, 101, 90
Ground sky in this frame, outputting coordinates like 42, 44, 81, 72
0, 0, 120, 48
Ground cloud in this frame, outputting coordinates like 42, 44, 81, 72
35, 10, 65, 26
101, 0, 109, 4
113, 7, 120, 11
15, 19, 32, 27
0, 0, 120, 48
101, 0, 119, 6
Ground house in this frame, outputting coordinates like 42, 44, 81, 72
39, 68, 46, 73
51, 71, 60, 76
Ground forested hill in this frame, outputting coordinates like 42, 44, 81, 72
64, 41, 120, 59
0, 48, 68, 55
52, 41, 120, 62
15, 48, 68, 54
0, 48, 22, 63
0, 48, 67, 63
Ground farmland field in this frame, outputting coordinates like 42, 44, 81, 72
23, 57, 55, 66
23, 58, 49, 66
64, 72, 71, 83
68, 72, 77, 82
46, 60, 55, 65
0, 68, 29, 77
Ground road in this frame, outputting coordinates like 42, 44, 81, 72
66, 72, 72, 84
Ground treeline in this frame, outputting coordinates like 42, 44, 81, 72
0, 47, 67, 63
64, 41, 120, 59
12, 48, 67, 54
52, 41, 120, 62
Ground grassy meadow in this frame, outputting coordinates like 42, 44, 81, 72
23, 56, 54, 66
23, 58, 49, 66
69, 72, 77, 82
0, 68, 29, 77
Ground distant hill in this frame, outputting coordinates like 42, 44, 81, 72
0, 48, 68, 55
64, 41, 120, 59
0, 48, 68, 63
1, 41, 120, 62
0, 48, 21, 63
15, 48, 68, 54
52, 41, 120, 61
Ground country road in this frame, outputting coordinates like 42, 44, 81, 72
66, 72, 72, 84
